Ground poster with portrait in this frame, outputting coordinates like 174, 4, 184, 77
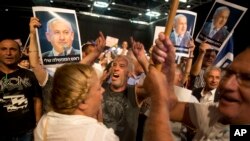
195, 0, 247, 52
32, 6, 82, 67
153, 10, 197, 63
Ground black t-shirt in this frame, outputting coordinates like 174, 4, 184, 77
0, 67, 42, 136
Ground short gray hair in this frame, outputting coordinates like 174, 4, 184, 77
204, 66, 222, 79
46, 17, 73, 32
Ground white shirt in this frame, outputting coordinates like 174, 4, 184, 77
127, 73, 146, 85
92, 62, 104, 79
35, 111, 119, 141
189, 103, 229, 141
174, 86, 199, 103
116, 48, 128, 55
52, 47, 73, 56
174, 31, 183, 46
200, 88, 217, 104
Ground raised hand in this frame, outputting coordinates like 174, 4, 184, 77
153, 32, 176, 83
130, 37, 150, 73
150, 32, 177, 108
199, 41, 212, 54
95, 31, 106, 54
29, 17, 41, 34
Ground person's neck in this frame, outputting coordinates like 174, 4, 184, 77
110, 84, 127, 92
0, 64, 19, 74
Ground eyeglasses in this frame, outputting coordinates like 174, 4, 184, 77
222, 68, 250, 87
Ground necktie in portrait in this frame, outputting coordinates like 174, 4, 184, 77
177, 35, 182, 46
63, 46, 67, 56
209, 28, 217, 38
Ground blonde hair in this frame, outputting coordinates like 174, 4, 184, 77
51, 63, 96, 114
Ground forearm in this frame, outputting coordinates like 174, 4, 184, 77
190, 53, 205, 76
182, 58, 193, 84
29, 33, 47, 84
29, 33, 40, 66
139, 60, 150, 74
143, 95, 173, 141
79, 52, 100, 65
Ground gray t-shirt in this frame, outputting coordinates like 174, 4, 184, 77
102, 83, 139, 141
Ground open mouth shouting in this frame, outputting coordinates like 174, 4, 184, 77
112, 73, 120, 81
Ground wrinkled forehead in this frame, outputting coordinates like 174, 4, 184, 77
0, 39, 20, 49
177, 16, 187, 23
50, 20, 72, 31
230, 49, 250, 72
218, 9, 230, 16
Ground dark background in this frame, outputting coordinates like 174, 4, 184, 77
0, 0, 249, 56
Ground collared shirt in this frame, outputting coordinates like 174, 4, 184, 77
209, 24, 220, 38
200, 88, 217, 104
52, 47, 73, 56
174, 31, 183, 46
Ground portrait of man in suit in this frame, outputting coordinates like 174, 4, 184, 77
170, 14, 192, 48
42, 17, 80, 57
200, 6, 230, 43
170, 13, 194, 62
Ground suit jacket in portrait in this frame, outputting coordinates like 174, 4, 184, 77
42, 48, 80, 57
170, 31, 191, 48
200, 22, 229, 43
192, 87, 220, 103
170, 31, 191, 56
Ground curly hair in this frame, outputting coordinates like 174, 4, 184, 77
51, 63, 96, 114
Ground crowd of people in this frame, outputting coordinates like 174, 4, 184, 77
0, 14, 249, 141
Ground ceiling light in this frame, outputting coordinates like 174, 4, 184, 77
186, 5, 191, 8
145, 11, 161, 17
130, 20, 149, 25
94, 1, 109, 8
165, 0, 187, 3
80, 12, 100, 18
